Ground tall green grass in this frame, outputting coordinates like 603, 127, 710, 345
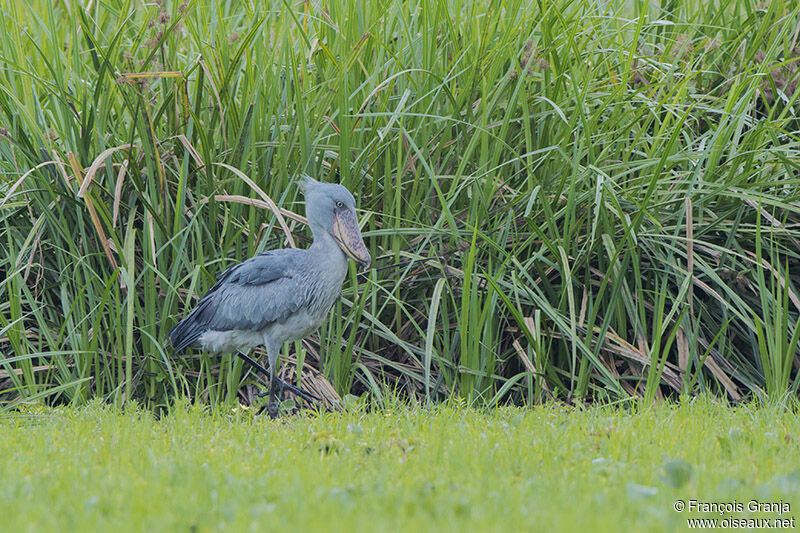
1, 0, 800, 409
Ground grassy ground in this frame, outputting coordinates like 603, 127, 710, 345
1, 399, 798, 532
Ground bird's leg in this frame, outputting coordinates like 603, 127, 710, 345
236, 351, 321, 404
277, 379, 285, 404
266, 366, 279, 419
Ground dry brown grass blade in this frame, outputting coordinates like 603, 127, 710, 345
212, 163, 297, 247
146, 210, 157, 271
0, 364, 72, 379
214, 194, 307, 225
741, 198, 800, 310
174, 134, 207, 174
66, 152, 82, 186
588, 328, 682, 391
578, 288, 588, 328
199, 59, 227, 145
524, 315, 550, 392
0, 160, 59, 208
511, 338, 536, 373
695, 337, 743, 400
703, 355, 741, 400
67, 152, 118, 271
77, 144, 134, 198
112, 160, 128, 228
676, 327, 690, 376
277, 354, 342, 412
84, 195, 118, 270
397, 250, 465, 278
52, 150, 74, 194
742, 249, 800, 312
117, 71, 184, 80
511, 334, 550, 395
22, 224, 42, 284
743, 197, 800, 248
600, 352, 637, 396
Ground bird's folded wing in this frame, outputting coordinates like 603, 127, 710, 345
169, 249, 311, 350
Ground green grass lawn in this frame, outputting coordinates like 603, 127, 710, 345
2, 399, 798, 532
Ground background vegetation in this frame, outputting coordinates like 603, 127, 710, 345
2, 0, 800, 410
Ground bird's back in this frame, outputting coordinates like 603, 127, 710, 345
169, 246, 347, 353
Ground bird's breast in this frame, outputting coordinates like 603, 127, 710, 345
269, 308, 325, 343
304, 260, 348, 313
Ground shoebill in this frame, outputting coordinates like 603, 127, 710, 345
169, 175, 371, 417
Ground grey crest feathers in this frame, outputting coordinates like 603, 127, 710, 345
298, 173, 319, 189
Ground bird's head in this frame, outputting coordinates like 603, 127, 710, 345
300, 174, 371, 270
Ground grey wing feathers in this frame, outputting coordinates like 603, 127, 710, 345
169, 249, 309, 351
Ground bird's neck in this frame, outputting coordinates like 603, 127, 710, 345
308, 228, 350, 295
309, 227, 347, 264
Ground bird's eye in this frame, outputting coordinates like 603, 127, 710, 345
335, 201, 344, 208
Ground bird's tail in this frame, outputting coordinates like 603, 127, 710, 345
168, 303, 209, 352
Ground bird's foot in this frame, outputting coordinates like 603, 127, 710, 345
237, 351, 322, 404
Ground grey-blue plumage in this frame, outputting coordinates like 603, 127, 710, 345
169, 175, 371, 417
